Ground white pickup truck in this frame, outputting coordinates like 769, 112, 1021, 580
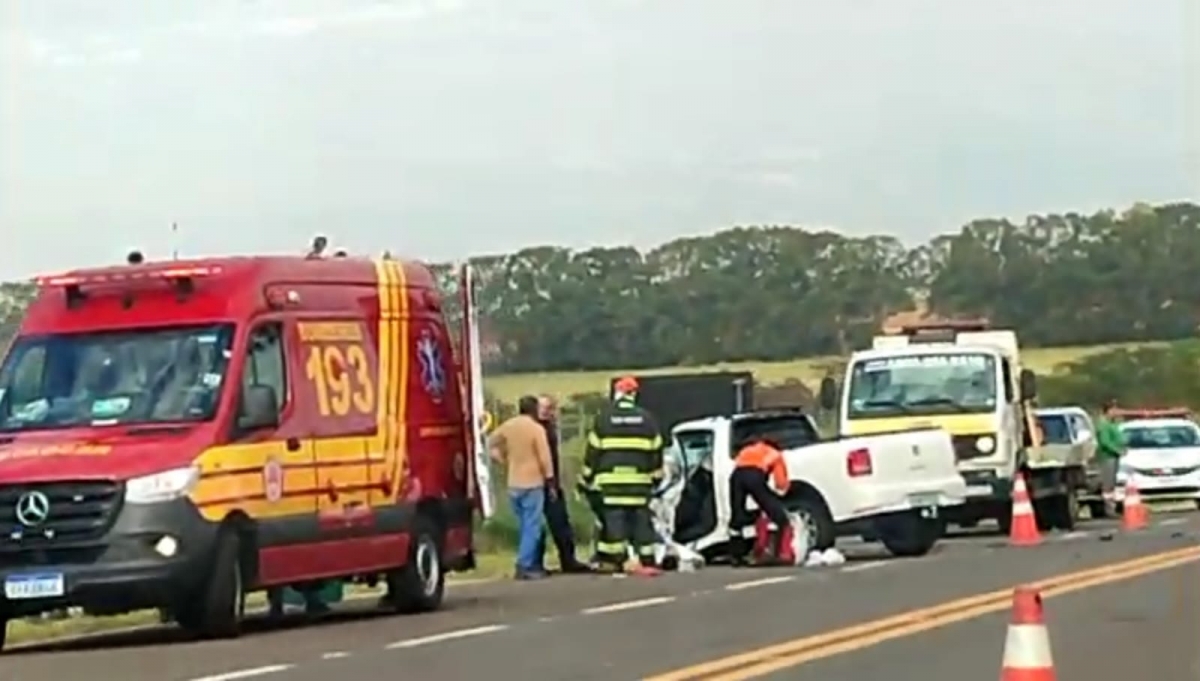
665, 409, 968, 559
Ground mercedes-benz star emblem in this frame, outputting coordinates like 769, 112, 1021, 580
15, 491, 51, 527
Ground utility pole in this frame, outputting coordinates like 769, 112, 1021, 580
171, 222, 179, 260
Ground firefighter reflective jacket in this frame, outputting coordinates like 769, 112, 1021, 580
582, 399, 664, 506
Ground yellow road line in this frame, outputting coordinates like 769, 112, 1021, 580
645, 545, 1200, 681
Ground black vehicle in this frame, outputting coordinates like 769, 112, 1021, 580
608, 371, 755, 439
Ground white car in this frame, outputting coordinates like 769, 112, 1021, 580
665, 409, 968, 559
1115, 417, 1200, 508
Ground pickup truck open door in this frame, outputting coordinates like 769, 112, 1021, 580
459, 263, 495, 519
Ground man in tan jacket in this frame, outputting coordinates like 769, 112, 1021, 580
489, 395, 556, 579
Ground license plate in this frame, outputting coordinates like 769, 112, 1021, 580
4, 573, 65, 600
908, 493, 941, 507
966, 484, 993, 496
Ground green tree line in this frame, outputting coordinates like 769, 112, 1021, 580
2, 201, 1198, 373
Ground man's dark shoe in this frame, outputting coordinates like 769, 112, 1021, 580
562, 561, 593, 574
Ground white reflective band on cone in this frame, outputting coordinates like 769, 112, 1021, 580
1012, 501, 1034, 515
1002, 624, 1055, 667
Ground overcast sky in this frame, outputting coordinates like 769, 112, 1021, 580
1, 0, 1197, 280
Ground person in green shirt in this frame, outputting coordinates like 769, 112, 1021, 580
1094, 399, 1127, 516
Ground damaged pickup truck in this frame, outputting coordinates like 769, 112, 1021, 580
619, 372, 968, 562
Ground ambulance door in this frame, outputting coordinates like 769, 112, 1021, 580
296, 318, 378, 535
459, 263, 495, 519
238, 319, 317, 584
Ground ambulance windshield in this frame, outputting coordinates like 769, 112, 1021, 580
846, 352, 998, 419
0, 324, 236, 432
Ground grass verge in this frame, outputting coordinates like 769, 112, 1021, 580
5, 549, 516, 647
483, 341, 1169, 403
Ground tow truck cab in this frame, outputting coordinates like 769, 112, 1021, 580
0, 256, 489, 648
821, 321, 1081, 533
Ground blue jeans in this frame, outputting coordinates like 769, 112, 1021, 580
509, 487, 546, 572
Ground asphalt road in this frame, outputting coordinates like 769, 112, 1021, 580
4, 514, 1200, 681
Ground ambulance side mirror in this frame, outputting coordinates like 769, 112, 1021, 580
238, 384, 280, 431
818, 376, 838, 411
1019, 369, 1037, 401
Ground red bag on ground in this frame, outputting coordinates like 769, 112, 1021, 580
752, 513, 796, 565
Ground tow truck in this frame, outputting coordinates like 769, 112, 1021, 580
619, 372, 967, 559
821, 321, 1088, 533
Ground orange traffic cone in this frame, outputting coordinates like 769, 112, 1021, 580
1121, 480, 1148, 531
1008, 474, 1041, 547
999, 586, 1057, 680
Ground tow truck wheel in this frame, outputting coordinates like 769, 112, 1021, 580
996, 505, 1013, 535
1055, 489, 1079, 531
179, 530, 246, 639
387, 515, 445, 614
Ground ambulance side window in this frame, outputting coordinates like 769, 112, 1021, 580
243, 323, 287, 414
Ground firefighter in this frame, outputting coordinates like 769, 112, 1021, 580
582, 375, 664, 574
729, 437, 792, 565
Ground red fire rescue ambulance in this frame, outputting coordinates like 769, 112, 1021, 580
0, 254, 492, 649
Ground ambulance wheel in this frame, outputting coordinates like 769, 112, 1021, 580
786, 494, 835, 552
387, 515, 445, 614
879, 513, 943, 557
179, 530, 245, 639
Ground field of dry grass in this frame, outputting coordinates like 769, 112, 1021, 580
484, 341, 1168, 404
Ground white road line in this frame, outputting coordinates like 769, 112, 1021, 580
1059, 531, 1089, 541
1161, 518, 1188, 526
188, 665, 293, 681
321, 652, 350, 660
840, 561, 889, 573
386, 624, 509, 649
582, 596, 676, 614
724, 575, 795, 591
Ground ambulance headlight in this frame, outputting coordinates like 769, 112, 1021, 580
126, 466, 201, 504
975, 436, 996, 454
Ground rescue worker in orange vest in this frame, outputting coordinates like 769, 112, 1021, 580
729, 437, 792, 565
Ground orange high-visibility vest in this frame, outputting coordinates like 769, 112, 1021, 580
734, 442, 789, 491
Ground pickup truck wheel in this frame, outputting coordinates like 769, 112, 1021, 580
179, 530, 245, 639
386, 515, 445, 614
879, 514, 943, 557
786, 496, 835, 552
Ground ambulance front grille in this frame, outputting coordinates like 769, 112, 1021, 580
0, 481, 123, 547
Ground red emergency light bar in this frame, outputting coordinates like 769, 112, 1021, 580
1110, 407, 1192, 420
33, 266, 221, 287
